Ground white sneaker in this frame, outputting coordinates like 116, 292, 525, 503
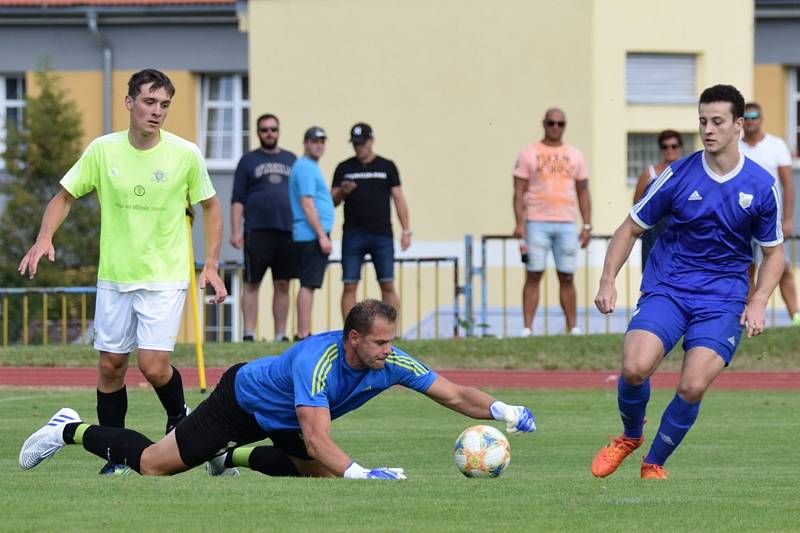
206, 452, 240, 477
569, 326, 583, 336
520, 327, 532, 338
19, 408, 81, 470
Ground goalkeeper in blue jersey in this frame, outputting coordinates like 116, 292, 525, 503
20, 300, 535, 479
591, 84, 784, 480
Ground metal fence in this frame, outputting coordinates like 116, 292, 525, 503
467, 234, 800, 338
0, 256, 461, 346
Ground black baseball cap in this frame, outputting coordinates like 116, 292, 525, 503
304, 126, 327, 141
350, 122, 373, 144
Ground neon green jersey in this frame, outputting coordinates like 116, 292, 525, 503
60, 130, 215, 290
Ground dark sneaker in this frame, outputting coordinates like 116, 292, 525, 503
99, 461, 132, 476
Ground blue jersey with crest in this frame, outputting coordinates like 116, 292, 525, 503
233, 330, 438, 431
631, 151, 782, 302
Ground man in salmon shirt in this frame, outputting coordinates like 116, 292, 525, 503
513, 108, 592, 336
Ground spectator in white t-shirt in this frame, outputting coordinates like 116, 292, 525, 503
740, 101, 800, 325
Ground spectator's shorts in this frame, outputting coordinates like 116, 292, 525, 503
525, 221, 578, 273
627, 292, 744, 365
244, 229, 297, 283
341, 228, 395, 283
295, 239, 329, 289
175, 363, 311, 468
93, 287, 186, 353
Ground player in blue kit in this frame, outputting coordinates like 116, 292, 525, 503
20, 300, 536, 479
590, 85, 785, 480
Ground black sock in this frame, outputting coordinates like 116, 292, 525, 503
226, 446, 301, 477
155, 366, 186, 423
80, 425, 154, 474
97, 386, 127, 428
63, 422, 82, 444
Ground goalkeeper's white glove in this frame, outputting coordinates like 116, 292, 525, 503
490, 401, 536, 435
343, 462, 407, 480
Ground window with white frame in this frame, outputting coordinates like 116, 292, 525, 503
788, 67, 800, 162
199, 74, 249, 168
627, 132, 696, 186
0, 75, 26, 169
626, 53, 696, 105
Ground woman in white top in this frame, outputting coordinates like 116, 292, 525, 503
632, 130, 684, 271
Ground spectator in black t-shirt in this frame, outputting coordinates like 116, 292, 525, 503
231, 114, 297, 342
331, 123, 412, 321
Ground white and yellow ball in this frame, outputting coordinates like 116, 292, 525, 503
453, 425, 511, 478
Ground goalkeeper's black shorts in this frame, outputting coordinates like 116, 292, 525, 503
174, 363, 312, 468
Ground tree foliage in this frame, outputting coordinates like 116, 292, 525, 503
1, 68, 100, 287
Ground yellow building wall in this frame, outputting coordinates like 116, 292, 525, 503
753, 64, 787, 138
245, 0, 754, 337
249, 0, 595, 242
592, 0, 753, 235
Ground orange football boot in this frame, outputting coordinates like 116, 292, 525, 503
640, 461, 669, 479
591, 434, 644, 478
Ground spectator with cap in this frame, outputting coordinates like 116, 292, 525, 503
331, 123, 411, 321
289, 126, 334, 339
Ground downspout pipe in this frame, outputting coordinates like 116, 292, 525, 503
86, 9, 112, 134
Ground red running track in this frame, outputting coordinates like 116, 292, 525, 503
0, 367, 798, 390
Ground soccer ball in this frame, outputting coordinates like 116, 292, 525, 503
453, 425, 511, 478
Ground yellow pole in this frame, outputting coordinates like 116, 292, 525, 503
2, 295, 7, 347
398, 263, 404, 335
326, 267, 332, 331
502, 239, 507, 338
23, 294, 29, 345
42, 292, 48, 345
434, 260, 440, 339
584, 246, 590, 334
81, 293, 87, 345
416, 261, 421, 340
61, 294, 67, 345
186, 217, 207, 393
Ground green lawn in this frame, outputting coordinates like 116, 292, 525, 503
3, 325, 800, 370
2, 387, 797, 532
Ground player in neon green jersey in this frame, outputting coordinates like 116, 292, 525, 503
18, 69, 228, 475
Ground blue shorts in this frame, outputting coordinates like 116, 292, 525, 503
525, 221, 578, 273
627, 292, 745, 365
341, 228, 395, 283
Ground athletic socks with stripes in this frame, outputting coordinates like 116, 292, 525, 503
617, 377, 650, 439
644, 393, 700, 466
63, 422, 153, 474
226, 446, 300, 477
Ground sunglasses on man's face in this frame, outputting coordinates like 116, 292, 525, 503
660, 143, 681, 150
545, 120, 566, 128
259, 127, 279, 133
743, 111, 761, 121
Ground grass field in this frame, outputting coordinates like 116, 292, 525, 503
2, 387, 798, 532
3, 325, 800, 370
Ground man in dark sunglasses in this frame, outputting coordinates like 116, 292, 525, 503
231, 114, 298, 342
513, 107, 592, 337
739, 101, 800, 326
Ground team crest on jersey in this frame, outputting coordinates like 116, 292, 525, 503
152, 169, 167, 183
738, 192, 753, 209
268, 174, 283, 184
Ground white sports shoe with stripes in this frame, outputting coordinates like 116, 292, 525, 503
19, 408, 81, 470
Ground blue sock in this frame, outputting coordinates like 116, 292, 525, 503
617, 377, 650, 439
644, 393, 700, 466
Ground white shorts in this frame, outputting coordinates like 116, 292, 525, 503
93, 288, 187, 354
